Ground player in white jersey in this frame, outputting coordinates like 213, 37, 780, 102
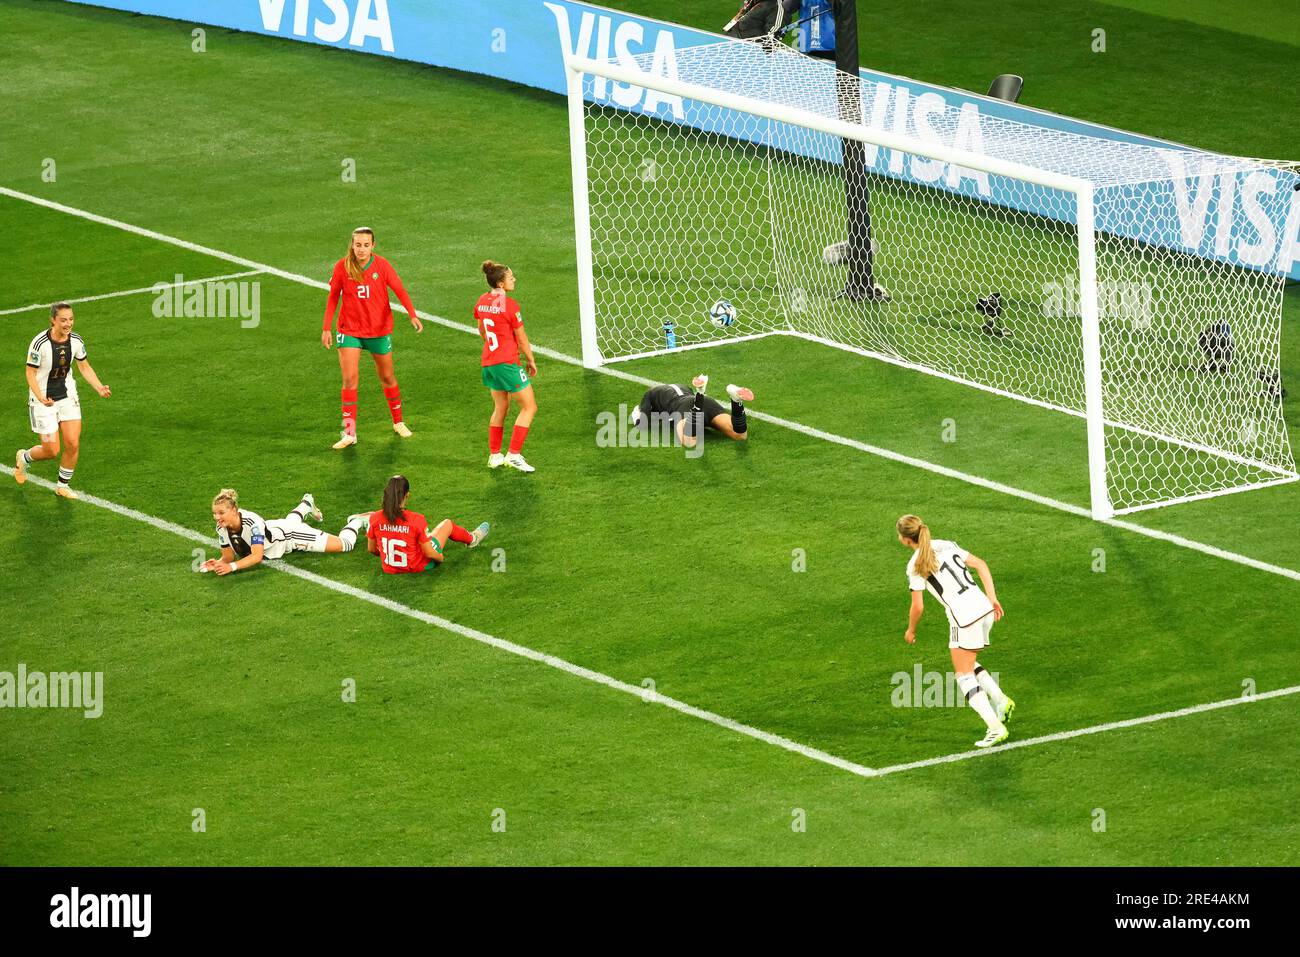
200, 488, 369, 577
897, 514, 1015, 748
13, 303, 112, 499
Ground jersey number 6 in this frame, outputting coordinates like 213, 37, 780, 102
482, 317, 498, 352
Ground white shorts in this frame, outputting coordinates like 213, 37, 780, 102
262, 520, 330, 559
29, 394, 81, 436
949, 613, 993, 650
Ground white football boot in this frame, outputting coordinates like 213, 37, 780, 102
974, 726, 1009, 749
725, 384, 754, 403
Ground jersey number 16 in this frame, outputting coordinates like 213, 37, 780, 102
382, 538, 408, 568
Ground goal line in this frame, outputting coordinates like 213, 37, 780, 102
2, 184, 1298, 582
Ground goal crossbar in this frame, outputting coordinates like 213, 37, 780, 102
563, 46, 1298, 521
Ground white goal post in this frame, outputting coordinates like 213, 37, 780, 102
563, 40, 1299, 520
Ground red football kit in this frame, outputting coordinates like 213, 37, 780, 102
367, 508, 433, 574
324, 255, 418, 338
474, 291, 524, 366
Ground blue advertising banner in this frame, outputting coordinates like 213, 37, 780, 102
60, 0, 1300, 278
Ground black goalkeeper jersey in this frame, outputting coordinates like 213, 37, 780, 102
638, 384, 728, 436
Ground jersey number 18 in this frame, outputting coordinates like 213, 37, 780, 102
939, 555, 977, 594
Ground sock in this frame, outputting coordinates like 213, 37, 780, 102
22, 449, 34, 465
692, 391, 705, 412
489, 425, 504, 455
338, 515, 367, 552
730, 400, 748, 435
508, 425, 529, 455
957, 673, 1002, 731
288, 496, 313, 524
383, 385, 403, 424
57, 466, 74, 487
447, 522, 473, 545
974, 664, 1006, 712
341, 388, 358, 436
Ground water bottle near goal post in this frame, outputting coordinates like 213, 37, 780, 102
663, 317, 676, 349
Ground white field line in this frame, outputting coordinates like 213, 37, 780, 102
872, 683, 1300, 778
0, 464, 876, 781
8, 462, 1299, 782
3, 185, 1299, 588
0, 270, 264, 316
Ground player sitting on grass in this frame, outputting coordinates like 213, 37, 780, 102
366, 475, 488, 574
896, 514, 1015, 749
201, 489, 368, 576
630, 374, 753, 449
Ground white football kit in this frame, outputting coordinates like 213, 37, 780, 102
217, 508, 330, 561
26, 329, 86, 436
906, 539, 995, 650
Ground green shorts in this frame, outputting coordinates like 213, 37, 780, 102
482, 363, 530, 393
336, 332, 393, 355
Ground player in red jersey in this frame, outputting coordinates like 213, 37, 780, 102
366, 474, 489, 574
475, 260, 539, 473
321, 227, 424, 450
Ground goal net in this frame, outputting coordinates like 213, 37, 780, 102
563, 39, 1299, 519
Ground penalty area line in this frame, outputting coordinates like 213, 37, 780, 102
0, 464, 877, 782
2, 185, 1298, 585
0, 270, 265, 316
5, 463, 1299, 781
872, 683, 1300, 777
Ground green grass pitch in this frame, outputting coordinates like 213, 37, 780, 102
1, 0, 1298, 865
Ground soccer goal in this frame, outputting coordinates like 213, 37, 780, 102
562, 39, 1299, 520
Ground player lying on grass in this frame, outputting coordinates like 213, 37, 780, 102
475, 260, 539, 473
14, 302, 111, 500
201, 489, 368, 576
367, 475, 489, 573
630, 374, 753, 449
322, 227, 423, 450
896, 514, 1015, 749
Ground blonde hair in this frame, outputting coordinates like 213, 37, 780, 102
345, 227, 376, 283
212, 488, 239, 510
897, 514, 937, 579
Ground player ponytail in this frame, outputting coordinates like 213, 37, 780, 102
212, 488, 239, 510
382, 474, 410, 524
897, 514, 938, 579
482, 260, 510, 289
345, 227, 376, 283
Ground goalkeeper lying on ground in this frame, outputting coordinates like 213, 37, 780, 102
630, 374, 754, 449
